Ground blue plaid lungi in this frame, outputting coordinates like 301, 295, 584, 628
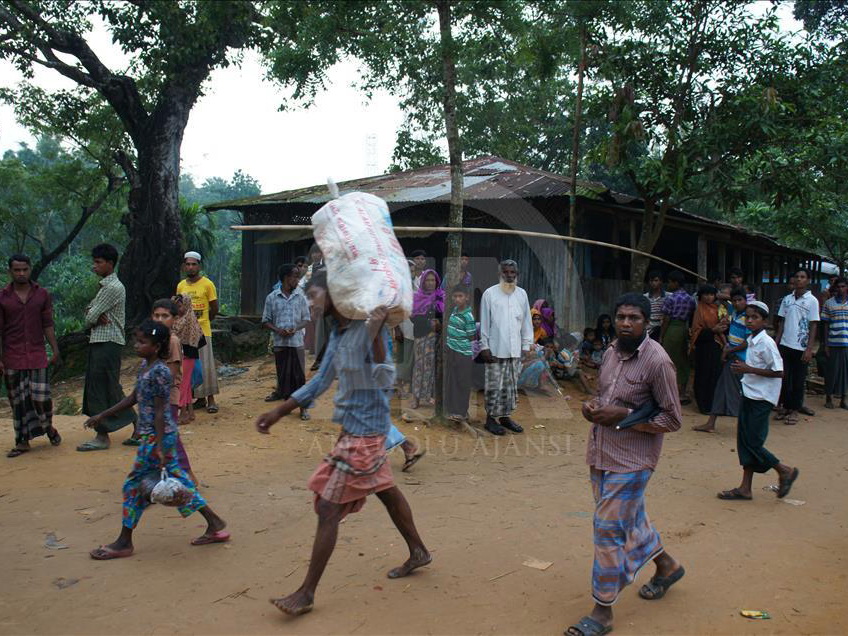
590, 468, 664, 606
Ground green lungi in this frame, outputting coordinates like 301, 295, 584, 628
82, 342, 137, 432
663, 319, 690, 389
737, 397, 779, 473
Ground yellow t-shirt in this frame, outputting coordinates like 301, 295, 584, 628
176, 276, 217, 337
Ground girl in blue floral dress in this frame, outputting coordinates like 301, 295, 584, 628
85, 319, 229, 560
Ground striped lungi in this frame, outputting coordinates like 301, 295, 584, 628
484, 357, 522, 418
590, 468, 663, 606
4, 368, 52, 445
194, 340, 219, 398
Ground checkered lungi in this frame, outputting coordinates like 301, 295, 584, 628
4, 368, 53, 446
590, 468, 664, 606
307, 433, 394, 520
484, 357, 522, 418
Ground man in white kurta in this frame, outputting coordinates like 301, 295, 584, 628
478, 260, 533, 435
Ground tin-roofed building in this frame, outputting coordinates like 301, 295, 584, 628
207, 155, 825, 327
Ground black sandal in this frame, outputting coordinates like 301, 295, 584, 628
500, 417, 524, 433
402, 451, 426, 472
6, 447, 29, 458
717, 488, 752, 500
47, 428, 62, 446
565, 616, 612, 636
777, 468, 799, 499
638, 565, 685, 600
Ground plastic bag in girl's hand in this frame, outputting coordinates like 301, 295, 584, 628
150, 467, 193, 507
139, 470, 160, 502
312, 191, 412, 327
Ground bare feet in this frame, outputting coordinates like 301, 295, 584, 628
269, 588, 314, 616
652, 551, 681, 580
387, 547, 432, 578
692, 423, 715, 433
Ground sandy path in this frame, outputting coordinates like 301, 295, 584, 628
0, 358, 846, 635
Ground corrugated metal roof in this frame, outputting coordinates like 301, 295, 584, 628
205, 155, 607, 209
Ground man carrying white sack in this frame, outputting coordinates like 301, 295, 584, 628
478, 259, 533, 435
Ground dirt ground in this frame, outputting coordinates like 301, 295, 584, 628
0, 354, 846, 636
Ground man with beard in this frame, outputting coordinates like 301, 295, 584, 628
477, 259, 533, 435
567, 293, 684, 636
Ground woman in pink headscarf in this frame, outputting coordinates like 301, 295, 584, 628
533, 299, 557, 339
410, 270, 444, 409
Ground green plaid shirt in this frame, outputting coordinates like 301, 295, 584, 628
85, 273, 126, 345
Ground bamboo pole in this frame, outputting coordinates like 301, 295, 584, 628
231, 224, 707, 281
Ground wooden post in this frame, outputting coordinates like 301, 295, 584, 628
753, 252, 762, 295
629, 218, 637, 274
697, 234, 708, 282
611, 215, 621, 279
717, 243, 727, 281
732, 248, 742, 269
241, 220, 257, 315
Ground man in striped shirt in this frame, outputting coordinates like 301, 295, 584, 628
444, 285, 476, 421
567, 293, 684, 636
823, 277, 848, 409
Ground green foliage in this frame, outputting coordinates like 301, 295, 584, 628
179, 198, 217, 258
54, 394, 80, 416
0, 138, 126, 266
793, 0, 848, 38
722, 36, 848, 271
38, 251, 100, 336
179, 171, 261, 315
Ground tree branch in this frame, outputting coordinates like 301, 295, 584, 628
30, 173, 122, 281
3, 0, 149, 142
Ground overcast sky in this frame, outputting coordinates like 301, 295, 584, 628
0, 39, 405, 194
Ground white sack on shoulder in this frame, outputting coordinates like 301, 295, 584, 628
312, 191, 412, 326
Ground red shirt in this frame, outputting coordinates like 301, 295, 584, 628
0, 282, 55, 370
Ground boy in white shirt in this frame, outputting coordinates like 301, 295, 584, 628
717, 301, 799, 501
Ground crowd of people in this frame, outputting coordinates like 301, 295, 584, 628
1, 243, 844, 633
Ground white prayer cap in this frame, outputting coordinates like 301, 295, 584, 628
184, 251, 202, 262
748, 300, 769, 315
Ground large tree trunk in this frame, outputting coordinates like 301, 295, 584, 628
118, 106, 187, 324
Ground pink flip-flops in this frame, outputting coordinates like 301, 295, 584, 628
190, 530, 231, 546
